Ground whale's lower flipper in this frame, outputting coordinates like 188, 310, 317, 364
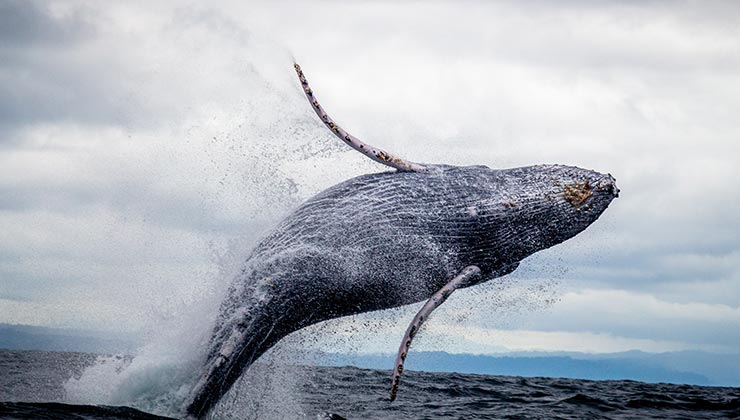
389, 265, 481, 402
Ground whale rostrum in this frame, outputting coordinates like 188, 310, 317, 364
183, 64, 619, 418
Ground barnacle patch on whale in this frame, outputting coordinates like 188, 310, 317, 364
563, 180, 593, 206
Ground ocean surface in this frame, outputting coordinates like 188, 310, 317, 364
1, 349, 739, 420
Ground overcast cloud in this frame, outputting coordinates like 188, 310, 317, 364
1, 0, 739, 356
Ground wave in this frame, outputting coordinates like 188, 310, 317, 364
0, 402, 175, 420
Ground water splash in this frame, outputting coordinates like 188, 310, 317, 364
61, 26, 347, 417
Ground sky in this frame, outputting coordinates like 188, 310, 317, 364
1, 0, 739, 357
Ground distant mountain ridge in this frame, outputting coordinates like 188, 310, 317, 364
309, 350, 740, 387
2, 323, 738, 387
312, 351, 721, 386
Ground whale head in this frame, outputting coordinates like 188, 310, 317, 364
429, 163, 619, 275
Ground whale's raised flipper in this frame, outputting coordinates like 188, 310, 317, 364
294, 63, 429, 173
389, 265, 481, 402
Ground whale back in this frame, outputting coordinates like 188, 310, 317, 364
244, 162, 614, 308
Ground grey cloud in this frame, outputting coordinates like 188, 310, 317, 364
0, 0, 93, 47
518, 295, 740, 350
0, 54, 131, 129
1, 1, 739, 354
0, 1, 101, 131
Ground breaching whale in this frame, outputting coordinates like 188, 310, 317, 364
184, 64, 619, 417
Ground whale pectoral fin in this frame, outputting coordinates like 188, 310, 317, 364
293, 63, 428, 173
389, 265, 481, 402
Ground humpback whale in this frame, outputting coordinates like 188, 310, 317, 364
184, 64, 619, 418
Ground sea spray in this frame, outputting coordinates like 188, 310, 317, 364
60, 23, 349, 417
